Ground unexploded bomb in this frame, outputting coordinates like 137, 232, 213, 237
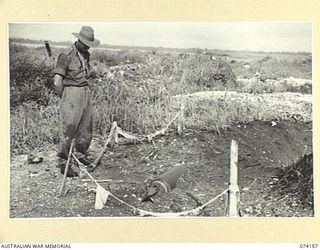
141, 164, 186, 202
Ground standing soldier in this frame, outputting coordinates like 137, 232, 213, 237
53, 26, 100, 177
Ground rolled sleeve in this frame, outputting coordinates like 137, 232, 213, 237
54, 53, 68, 77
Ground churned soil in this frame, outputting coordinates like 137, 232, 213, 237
10, 120, 313, 218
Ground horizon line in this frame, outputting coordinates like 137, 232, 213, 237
9, 37, 312, 54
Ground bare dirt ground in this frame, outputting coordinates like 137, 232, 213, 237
10, 120, 313, 218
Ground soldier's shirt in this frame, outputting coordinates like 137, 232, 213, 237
54, 44, 91, 87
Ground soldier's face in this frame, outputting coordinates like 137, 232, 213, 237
77, 40, 90, 52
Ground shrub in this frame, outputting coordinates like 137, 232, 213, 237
91, 49, 146, 67
9, 43, 30, 53
9, 52, 55, 107
146, 53, 237, 89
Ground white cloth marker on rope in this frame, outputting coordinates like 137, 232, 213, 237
95, 184, 110, 210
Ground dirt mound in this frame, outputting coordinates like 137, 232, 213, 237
271, 153, 313, 209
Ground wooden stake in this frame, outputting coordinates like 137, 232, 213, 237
91, 121, 117, 169
177, 100, 185, 135
228, 139, 240, 217
58, 139, 75, 197
114, 127, 119, 144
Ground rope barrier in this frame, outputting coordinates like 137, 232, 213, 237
72, 153, 229, 217
69, 110, 238, 217
91, 111, 181, 169
115, 111, 181, 143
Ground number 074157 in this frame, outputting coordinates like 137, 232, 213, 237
300, 244, 319, 249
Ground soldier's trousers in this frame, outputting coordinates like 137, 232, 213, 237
58, 85, 93, 160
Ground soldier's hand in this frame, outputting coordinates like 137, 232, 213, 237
55, 84, 64, 98
53, 74, 64, 98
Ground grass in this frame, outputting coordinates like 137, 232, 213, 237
236, 77, 312, 94
9, 45, 312, 153
171, 91, 312, 132
10, 101, 60, 154
229, 52, 312, 79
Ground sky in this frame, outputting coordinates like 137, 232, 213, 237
9, 22, 312, 52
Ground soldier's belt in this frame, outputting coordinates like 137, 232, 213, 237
63, 82, 89, 87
